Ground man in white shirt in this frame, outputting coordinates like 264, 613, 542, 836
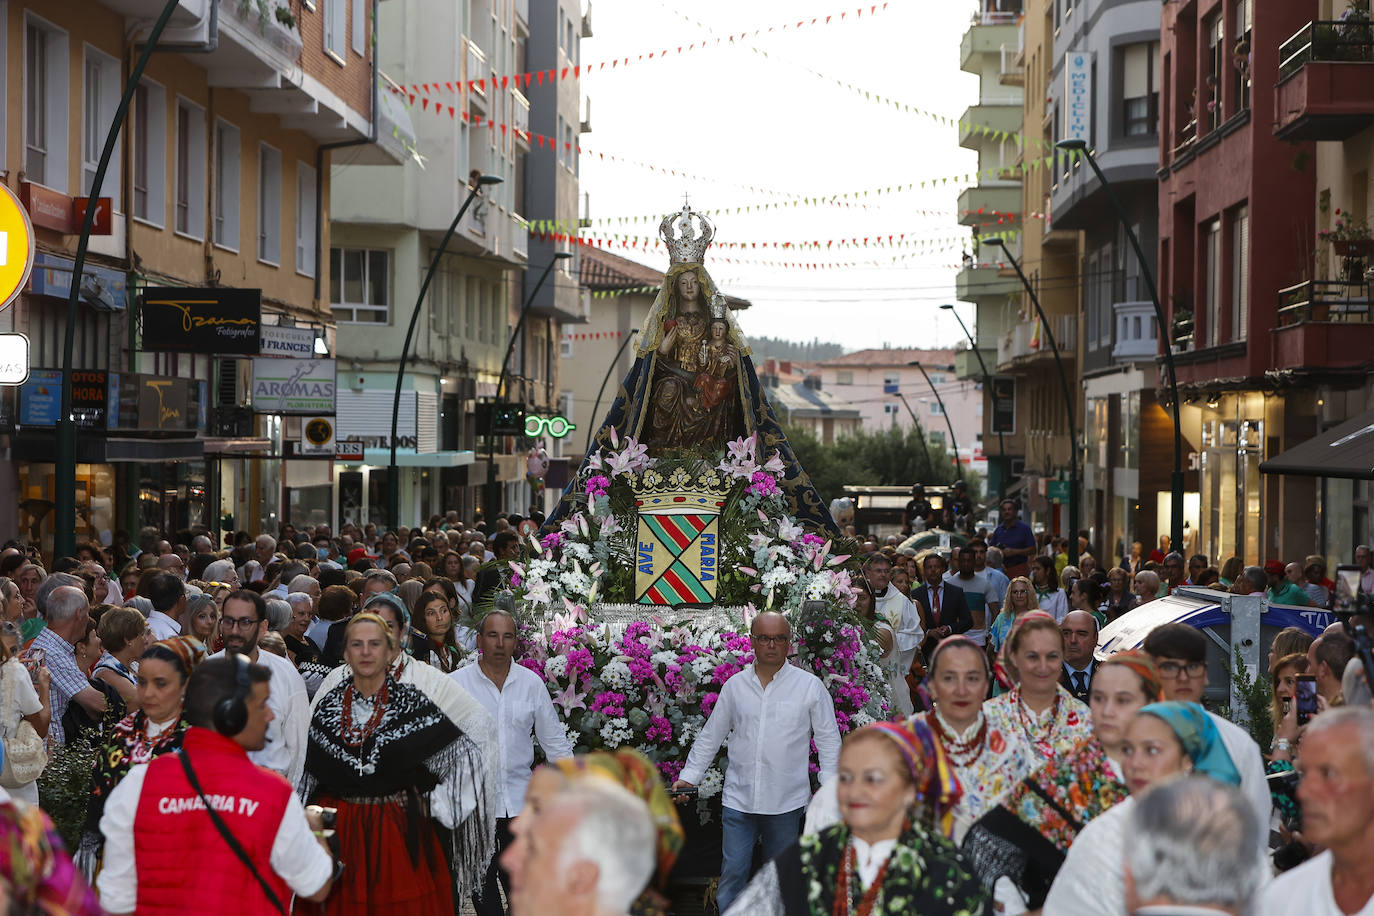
142, 572, 184, 641
943, 545, 999, 646
452, 609, 572, 915
671, 612, 841, 914
1255, 707, 1374, 916
211, 589, 310, 785
863, 553, 924, 715
1142, 623, 1270, 842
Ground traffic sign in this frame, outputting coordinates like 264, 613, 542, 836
0, 184, 35, 311
0, 333, 29, 385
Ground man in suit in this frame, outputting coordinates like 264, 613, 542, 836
914, 552, 972, 656
1059, 609, 1099, 703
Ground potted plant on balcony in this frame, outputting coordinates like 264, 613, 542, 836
1170, 301, 1194, 352
1320, 210, 1374, 283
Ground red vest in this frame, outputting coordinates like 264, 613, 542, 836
132, 727, 294, 915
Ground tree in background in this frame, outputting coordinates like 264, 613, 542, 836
783, 423, 981, 507
749, 336, 847, 363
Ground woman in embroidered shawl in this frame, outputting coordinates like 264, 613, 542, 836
75, 634, 204, 881
962, 650, 1163, 913
726, 719, 988, 916
299, 613, 498, 916
1042, 700, 1259, 916
983, 612, 1092, 762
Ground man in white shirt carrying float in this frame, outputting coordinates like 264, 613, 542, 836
672, 611, 841, 914
452, 608, 573, 915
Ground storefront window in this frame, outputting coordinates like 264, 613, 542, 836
17, 463, 117, 560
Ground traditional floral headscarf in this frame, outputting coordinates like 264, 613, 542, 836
148, 634, 207, 678
1137, 701, 1241, 786
856, 719, 963, 838
1097, 649, 1164, 701
553, 749, 685, 890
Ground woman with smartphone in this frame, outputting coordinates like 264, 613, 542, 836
0, 621, 50, 805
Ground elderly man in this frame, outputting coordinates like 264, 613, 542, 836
254, 534, 277, 569
1160, 552, 1187, 596
31, 586, 105, 745
1124, 777, 1266, 915
503, 779, 656, 916
863, 552, 924, 715
673, 611, 841, 913
1256, 707, 1374, 915
453, 609, 573, 915
1307, 630, 1356, 706
201, 558, 240, 589
1059, 610, 1098, 703
1229, 565, 1267, 597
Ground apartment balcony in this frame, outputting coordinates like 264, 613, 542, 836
458, 200, 527, 267
1275, 21, 1374, 141
957, 184, 1021, 228
954, 346, 997, 380
1274, 279, 1374, 367
958, 103, 1022, 150
512, 88, 531, 149
511, 216, 529, 262
1111, 300, 1159, 362
582, 2, 594, 37
999, 43, 1024, 86
375, 72, 418, 165
997, 314, 1076, 371
97, 0, 210, 28
960, 17, 1019, 73
956, 262, 1021, 302
514, 0, 529, 31
466, 40, 489, 114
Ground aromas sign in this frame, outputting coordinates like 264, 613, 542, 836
251, 358, 336, 414
141, 288, 262, 354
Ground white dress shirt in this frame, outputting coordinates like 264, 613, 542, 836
97, 760, 332, 913
146, 609, 182, 641
450, 661, 573, 818
210, 649, 310, 785
1207, 709, 1271, 847
680, 661, 841, 815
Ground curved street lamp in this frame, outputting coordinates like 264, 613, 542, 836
388, 174, 503, 530
940, 303, 1006, 497
1056, 137, 1185, 552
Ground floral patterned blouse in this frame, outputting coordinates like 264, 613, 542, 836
982, 685, 1092, 763
919, 709, 1035, 843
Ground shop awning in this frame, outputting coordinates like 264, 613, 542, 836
104, 438, 204, 463
202, 437, 274, 455
1260, 407, 1374, 479
356, 449, 476, 468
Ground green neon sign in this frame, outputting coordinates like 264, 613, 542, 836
525, 414, 576, 438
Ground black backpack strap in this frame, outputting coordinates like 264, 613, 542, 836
176, 749, 287, 916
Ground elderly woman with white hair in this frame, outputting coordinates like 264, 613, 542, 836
201, 558, 240, 590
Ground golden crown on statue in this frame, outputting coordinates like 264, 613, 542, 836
630, 465, 733, 511
659, 204, 715, 265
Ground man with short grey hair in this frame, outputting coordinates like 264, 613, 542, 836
202, 558, 240, 589
35, 572, 84, 618
503, 779, 656, 916
32, 585, 105, 744
1124, 777, 1265, 915
288, 574, 321, 616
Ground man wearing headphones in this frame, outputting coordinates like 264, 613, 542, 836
97, 656, 337, 915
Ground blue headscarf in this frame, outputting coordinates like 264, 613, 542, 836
363, 591, 411, 634
1137, 700, 1241, 786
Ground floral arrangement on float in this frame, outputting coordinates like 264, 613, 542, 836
468, 433, 892, 820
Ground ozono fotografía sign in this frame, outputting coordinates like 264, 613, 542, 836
251, 358, 336, 414
141, 287, 262, 354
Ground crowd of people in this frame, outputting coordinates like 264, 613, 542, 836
0, 503, 1369, 915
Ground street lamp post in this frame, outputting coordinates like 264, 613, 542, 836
984, 236, 1079, 540
1056, 138, 1185, 552
388, 175, 502, 531
909, 361, 960, 474
485, 252, 574, 519
940, 303, 1006, 497
892, 392, 937, 476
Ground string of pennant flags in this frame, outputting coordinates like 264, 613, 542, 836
571, 226, 1022, 252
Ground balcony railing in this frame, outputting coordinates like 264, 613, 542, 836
467, 41, 488, 95
1278, 279, 1373, 325
1280, 20, 1374, 83
512, 88, 530, 137
999, 44, 1024, 84
974, 10, 1020, 26
998, 314, 1076, 364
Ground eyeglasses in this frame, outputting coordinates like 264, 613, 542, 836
1157, 660, 1206, 679
221, 615, 262, 631
751, 634, 790, 646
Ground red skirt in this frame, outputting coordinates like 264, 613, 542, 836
296, 794, 454, 916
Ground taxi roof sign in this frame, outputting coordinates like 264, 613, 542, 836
0, 184, 35, 310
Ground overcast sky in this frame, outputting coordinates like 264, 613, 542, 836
579, 0, 985, 353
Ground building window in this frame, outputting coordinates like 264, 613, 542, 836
258, 143, 282, 264
883, 403, 899, 416
82, 48, 122, 199
324, 0, 347, 61
1234, 0, 1252, 112
213, 120, 240, 250
1203, 218, 1222, 348
1121, 42, 1159, 137
929, 401, 944, 415
351, 0, 366, 54
296, 162, 317, 277
930, 373, 946, 385
836, 370, 853, 385
330, 248, 389, 323
1230, 204, 1249, 342
133, 80, 166, 225
561, 337, 573, 358
174, 99, 207, 239
1205, 14, 1223, 132
24, 19, 68, 191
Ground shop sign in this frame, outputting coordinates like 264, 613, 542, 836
72, 370, 108, 429
301, 416, 335, 456
524, 413, 576, 438
335, 439, 364, 461
251, 358, 336, 414
19, 369, 62, 426
72, 197, 113, 236
19, 183, 74, 234
0, 185, 35, 311
1048, 480, 1071, 502
1064, 52, 1093, 144
0, 334, 30, 385
29, 253, 126, 311
259, 324, 316, 358
991, 377, 1016, 434
141, 287, 262, 354
139, 377, 189, 431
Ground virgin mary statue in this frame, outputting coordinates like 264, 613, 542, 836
554, 204, 836, 532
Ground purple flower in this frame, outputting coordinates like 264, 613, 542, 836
658, 760, 685, 782
584, 474, 611, 498
590, 691, 628, 717
540, 531, 566, 551
700, 691, 720, 717
747, 471, 780, 498
646, 716, 673, 743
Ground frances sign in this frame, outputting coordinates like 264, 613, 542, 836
251, 358, 336, 414
141, 288, 262, 354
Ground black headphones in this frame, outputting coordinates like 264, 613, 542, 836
213, 653, 252, 736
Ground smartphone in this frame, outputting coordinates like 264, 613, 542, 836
1296, 674, 1319, 726
18, 647, 43, 684
672, 786, 699, 798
